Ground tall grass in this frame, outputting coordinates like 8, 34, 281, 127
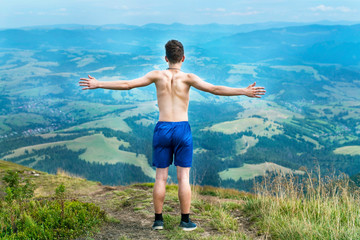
245, 166, 360, 239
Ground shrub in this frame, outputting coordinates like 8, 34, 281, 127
0, 170, 106, 240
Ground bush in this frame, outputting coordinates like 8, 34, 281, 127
0, 170, 106, 240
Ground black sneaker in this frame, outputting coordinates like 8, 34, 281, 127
179, 219, 197, 231
152, 220, 164, 230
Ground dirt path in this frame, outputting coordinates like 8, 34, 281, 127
76, 185, 167, 240
75, 184, 268, 240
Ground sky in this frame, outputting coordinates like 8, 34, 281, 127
1, 0, 360, 28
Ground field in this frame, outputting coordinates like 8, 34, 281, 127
219, 162, 305, 181
3, 133, 155, 178
60, 101, 131, 117
60, 115, 132, 132
204, 117, 283, 137
301, 135, 323, 150
270, 65, 324, 81
235, 135, 258, 155
3, 113, 48, 128
0, 116, 11, 134
334, 145, 360, 156
236, 100, 303, 122
227, 64, 257, 78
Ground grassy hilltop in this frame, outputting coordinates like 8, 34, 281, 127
1, 160, 360, 240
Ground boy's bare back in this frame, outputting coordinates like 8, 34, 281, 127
154, 69, 191, 122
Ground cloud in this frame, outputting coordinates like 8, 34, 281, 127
310, 5, 352, 13
215, 8, 226, 12
198, 7, 260, 17
124, 11, 160, 16
113, 5, 129, 10
225, 11, 260, 16
199, 8, 227, 12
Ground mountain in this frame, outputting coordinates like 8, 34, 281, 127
0, 23, 359, 191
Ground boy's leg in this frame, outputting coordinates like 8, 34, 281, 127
153, 167, 169, 214
177, 166, 197, 231
177, 166, 191, 214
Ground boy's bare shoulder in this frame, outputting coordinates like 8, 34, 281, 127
144, 70, 167, 81
148, 70, 165, 76
146, 70, 199, 84
183, 72, 200, 84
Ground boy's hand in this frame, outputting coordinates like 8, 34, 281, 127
244, 82, 266, 98
79, 75, 99, 90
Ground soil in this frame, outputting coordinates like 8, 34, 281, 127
75, 185, 269, 240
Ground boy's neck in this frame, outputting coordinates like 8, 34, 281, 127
167, 62, 182, 70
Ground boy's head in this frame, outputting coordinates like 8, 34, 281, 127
165, 40, 184, 64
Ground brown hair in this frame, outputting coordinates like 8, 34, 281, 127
165, 40, 184, 63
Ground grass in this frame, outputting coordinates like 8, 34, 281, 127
0, 160, 101, 198
135, 118, 155, 127
3, 159, 359, 239
0, 165, 106, 240
333, 145, 360, 156
59, 101, 131, 117
3, 133, 155, 178
242, 166, 360, 239
301, 135, 323, 150
236, 99, 303, 122
219, 162, 305, 181
39, 132, 76, 139
228, 64, 258, 78
323, 82, 360, 102
235, 135, 258, 155
117, 101, 158, 119
196, 185, 252, 200
270, 65, 323, 81
203, 117, 283, 137
3, 113, 49, 128
0, 116, 12, 134
108, 182, 255, 239
60, 115, 132, 132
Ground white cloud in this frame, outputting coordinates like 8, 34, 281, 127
310, 5, 353, 13
124, 11, 160, 16
113, 5, 129, 10
215, 8, 226, 12
225, 11, 260, 16
310, 5, 333, 12
198, 8, 227, 12
336, 6, 352, 13
198, 7, 259, 17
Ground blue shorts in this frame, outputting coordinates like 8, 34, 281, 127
152, 121, 193, 168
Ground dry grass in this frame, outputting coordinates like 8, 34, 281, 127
244, 166, 360, 239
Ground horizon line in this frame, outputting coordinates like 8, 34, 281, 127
2, 19, 360, 30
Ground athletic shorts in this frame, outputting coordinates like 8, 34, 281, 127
152, 121, 193, 168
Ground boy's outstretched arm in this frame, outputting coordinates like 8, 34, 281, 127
188, 73, 266, 98
79, 71, 158, 90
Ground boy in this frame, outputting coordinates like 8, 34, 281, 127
79, 39, 266, 231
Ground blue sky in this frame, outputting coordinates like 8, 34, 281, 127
1, 0, 360, 28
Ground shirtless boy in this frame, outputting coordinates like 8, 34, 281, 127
79, 40, 266, 231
